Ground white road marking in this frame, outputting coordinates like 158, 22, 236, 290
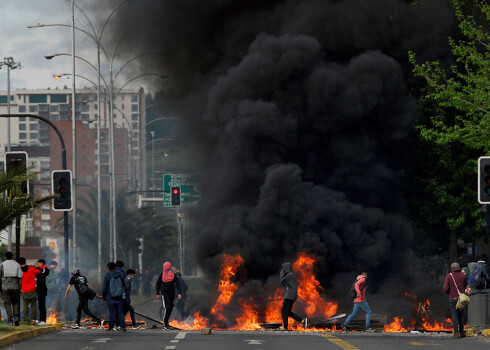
165, 347, 176, 349
245, 339, 265, 345
170, 340, 179, 343
175, 332, 187, 339
92, 337, 114, 343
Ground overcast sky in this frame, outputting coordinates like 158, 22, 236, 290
0, 0, 142, 92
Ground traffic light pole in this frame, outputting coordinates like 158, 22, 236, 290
0, 114, 69, 279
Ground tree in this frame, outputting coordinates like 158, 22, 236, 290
0, 164, 54, 232
408, 0, 489, 259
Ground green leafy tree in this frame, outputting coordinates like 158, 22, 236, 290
408, 0, 489, 260
0, 164, 54, 232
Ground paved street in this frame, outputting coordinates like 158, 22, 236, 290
3, 328, 490, 350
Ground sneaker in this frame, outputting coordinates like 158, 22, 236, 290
277, 326, 290, 331
301, 318, 308, 329
114, 326, 121, 331
162, 325, 169, 330
37, 321, 47, 326
99, 320, 105, 328
365, 327, 374, 332
341, 323, 348, 332
132, 324, 142, 329
72, 324, 80, 329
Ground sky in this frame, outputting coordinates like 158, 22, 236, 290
0, 0, 146, 92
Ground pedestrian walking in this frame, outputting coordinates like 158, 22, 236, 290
35, 259, 49, 325
443, 262, 470, 338
18, 257, 40, 323
278, 262, 307, 331
341, 269, 372, 332
123, 269, 140, 329
156, 261, 182, 330
102, 262, 126, 332
46, 260, 61, 311
64, 269, 102, 329
0, 252, 23, 326
174, 270, 189, 320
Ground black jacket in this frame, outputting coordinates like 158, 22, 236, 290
156, 273, 182, 298
36, 265, 50, 290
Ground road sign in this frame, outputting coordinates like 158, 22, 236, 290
163, 174, 200, 207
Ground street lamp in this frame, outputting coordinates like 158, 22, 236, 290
150, 131, 155, 192
0, 57, 21, 152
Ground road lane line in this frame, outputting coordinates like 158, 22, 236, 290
321, 334, 360, 350
170, 340, 179, 343
165, 347, 176, 350
175, 332, 187, 339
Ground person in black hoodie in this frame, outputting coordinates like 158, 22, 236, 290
124, 269, 140, 329
279, 262, 307, 331
156, 261, 181, 329
35, 259, 49, 325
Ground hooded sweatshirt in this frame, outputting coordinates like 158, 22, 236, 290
354, 275, 367, 303
102, 269, 126, 301
21, 265, 41, 293
156, 263, 181, 298
35, 264, 50, 290
280, 262, 298, 301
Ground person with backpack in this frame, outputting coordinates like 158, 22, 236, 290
156, 261, 182, 330
102, 262, 126, 332
278, 262, 307, 331
65, 269, 103, 329
469, 255, 490, 291
341, 269, 372, 332
443, 262, 470, 338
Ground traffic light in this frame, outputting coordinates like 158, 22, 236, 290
478, 157, 490, 204
171, 186, 181, 206
5, 151, 28, 194
51, 170, 73, 211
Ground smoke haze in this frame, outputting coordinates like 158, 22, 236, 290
106, 0, 456, 319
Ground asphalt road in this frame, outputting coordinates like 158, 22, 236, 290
3, 328, 490, 350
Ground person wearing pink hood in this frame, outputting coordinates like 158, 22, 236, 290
341, 269, 372, 332
156, 262, 182, 329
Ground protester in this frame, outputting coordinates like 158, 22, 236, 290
65, 269, 103, 329
102, 262, 126, 332
46, 260, 61, 311
278, 262, 306, 331
18, 257, 41, 323
470, 255, 490, 290
0, 252, 23, 326
35, 259, 50, 325
113, 260, 127, 329
174, 270, 189, 320
443, 262, 470, 339
156, 261, 182, 330
342, 269, 372, 332
124, 269, 140, 329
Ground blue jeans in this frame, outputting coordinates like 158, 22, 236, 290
107, 300, 125, 330
344, 301, 372, 328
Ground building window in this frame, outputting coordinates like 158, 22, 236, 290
81, 114, 90, 121
131, 104, 138, 112
60, 115, 69, 121
76, 104, 81, 111
50, 94, 67, 103
131, 113, 138, 121
50, 114, 60, 121
29, 94, 47, 103
30, 132, 38, 139
19, 124, 27, 131
50, 105, 59, 112
30, 123, 38, 130
132, 122, 138, 130
40, 132, 49, 139
131, 95, 138, 103
60, 104, 69, 111
29, 105, 38, 113
121, 104, 125, 110
19, 105, 26, 113
81, 104, 90, 112
94, 104, 98, 110
39, 123, 48, 130
19, 132, 27, 139
39, 105, 48, 112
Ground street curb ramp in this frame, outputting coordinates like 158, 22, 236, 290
0, 324, 62, 347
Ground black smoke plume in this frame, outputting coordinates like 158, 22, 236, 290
106, 0, 456, 321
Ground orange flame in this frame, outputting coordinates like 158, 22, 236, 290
383, 317, 407, 333
210, 254, 244, 321
234, 298, 261, 330
46, 308, 58, 324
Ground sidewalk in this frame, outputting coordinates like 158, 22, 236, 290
0, 324, 62, 347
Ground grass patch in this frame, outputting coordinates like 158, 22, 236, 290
0, 322, 40, 335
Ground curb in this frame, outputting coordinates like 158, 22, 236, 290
0, 324, 62, 347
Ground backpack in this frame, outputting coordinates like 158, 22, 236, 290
469, 264, 484, 288
109, 275, 124, 299
349, 279, 358, 298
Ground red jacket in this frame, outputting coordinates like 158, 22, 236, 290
354, 275, 367, 303
21, 266, 40, 293
443, 268, 468, 300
